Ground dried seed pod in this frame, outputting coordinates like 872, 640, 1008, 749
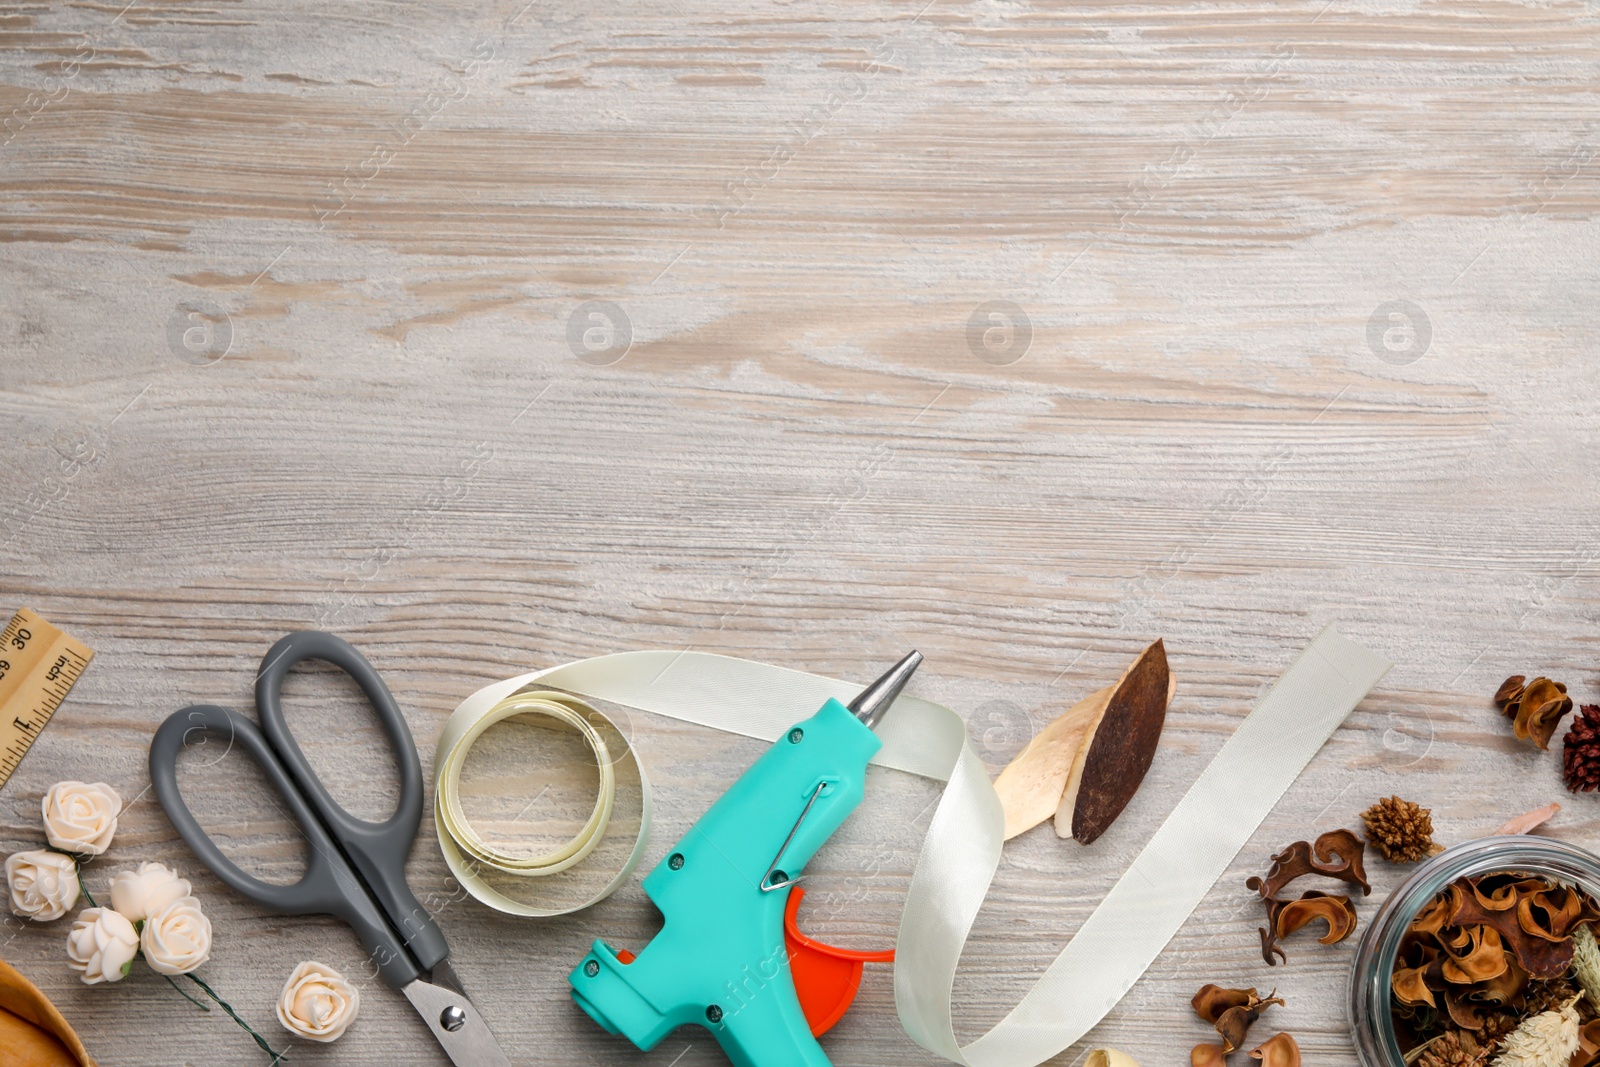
1250, 1032, 1301, 1067
1191, 1044, 1227, 1067
1054, 639, 1171, 844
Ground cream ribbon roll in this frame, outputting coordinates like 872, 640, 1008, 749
433, 625, 1391, 1066
434, 683, 651, 918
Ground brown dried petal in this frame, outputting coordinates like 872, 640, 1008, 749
1192, 1044, 1227, 1067
1192, 985, 1255, 1024
1514, 678, 1574, 749
1520, 888, 1584, 941
1444, 987, 1485, 1029
1440, 925, 1508, 984
1276, 891, 1359, 945
1496, 675, 1529, 709
1449, 882, 1575, 979
1577, 1019, 1600, 1061
1311, 829, 1372, 895
1247, 830, 1371, 899
1251, 1033, 1302, 1067
1393, 965, 1437, 1007
1217, 1005, 1260, 1055
1411, 896, 1453, 938
1466, 951, 1528, 1006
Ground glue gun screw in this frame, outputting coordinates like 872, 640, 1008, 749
669, 853, 685, 870
440, 1005, 468, 1032
706, 1005, 723, 1024
584, 960, 600, 977
788, 728, 803, 743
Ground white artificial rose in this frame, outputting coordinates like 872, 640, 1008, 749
277, 961, 361, 1042
140, 896, 212, 975
41, 781, 122, 856
5, 850, 80, 921
66, 907, 139, 984
108, 862, 191, 923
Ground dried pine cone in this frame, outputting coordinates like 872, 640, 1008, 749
1525, 976, 1580, 1017
1564, 705, 1600, 793
1362, 796, 1436, 864
1496, 674, 1574, 750
1417, 1030, 1488, 1067
1475, 1011, 1519, 1051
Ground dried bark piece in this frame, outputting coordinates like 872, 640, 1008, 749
993, 685, 1111, 840
1496, 675, 1574, 750
1247, 830, 1371, 899
1054, 639, 1172, 844
1251, 1033, 1301, 1067
1496, 803, 1561, 836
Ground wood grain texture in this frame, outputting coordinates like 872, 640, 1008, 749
2, 0, 1598, 1063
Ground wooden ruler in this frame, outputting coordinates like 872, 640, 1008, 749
0, 608, 93, 791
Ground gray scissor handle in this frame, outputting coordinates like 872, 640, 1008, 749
149, 703, 423, 987
252, 631, 447, 976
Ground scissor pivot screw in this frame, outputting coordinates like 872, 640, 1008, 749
668, 853, 684, 870
705, 1005, 723, 1024
584, 960, 600, 977
440, 1005, 468, 1032
788, 728, 803, 743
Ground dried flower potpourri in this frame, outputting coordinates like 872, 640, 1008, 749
1247, 829, 1369, 964
1390, 870, 1600, 1066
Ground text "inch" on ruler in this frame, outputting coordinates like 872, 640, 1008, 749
0, 608, 94, 792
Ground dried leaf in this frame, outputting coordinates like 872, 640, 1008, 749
1497, 803, 1561, 836
1056, 639, 1172, 844
993, 686, 1110, 840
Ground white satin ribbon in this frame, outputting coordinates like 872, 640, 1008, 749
435, 625, 1390, 1066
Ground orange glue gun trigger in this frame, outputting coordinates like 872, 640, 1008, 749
782, 886, 896, 1038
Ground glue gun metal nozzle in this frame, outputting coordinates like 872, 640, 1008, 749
848, 651, 922, 730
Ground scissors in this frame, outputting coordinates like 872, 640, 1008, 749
149, 631, 512, 1067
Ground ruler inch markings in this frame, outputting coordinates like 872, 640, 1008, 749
0, 608, 94, 793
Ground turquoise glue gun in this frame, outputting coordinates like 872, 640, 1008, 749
568, 651, 921, 1067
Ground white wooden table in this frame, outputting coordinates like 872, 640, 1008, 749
3, 0, 1598, 1063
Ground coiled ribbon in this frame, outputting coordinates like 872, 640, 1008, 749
434, 625, 1390, 1066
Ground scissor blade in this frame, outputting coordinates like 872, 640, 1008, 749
402, 974, 512, 1067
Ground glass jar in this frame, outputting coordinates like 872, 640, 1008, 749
1349, 835, 1600, 1067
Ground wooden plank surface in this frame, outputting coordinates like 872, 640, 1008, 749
3, 0, 1599, 1063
